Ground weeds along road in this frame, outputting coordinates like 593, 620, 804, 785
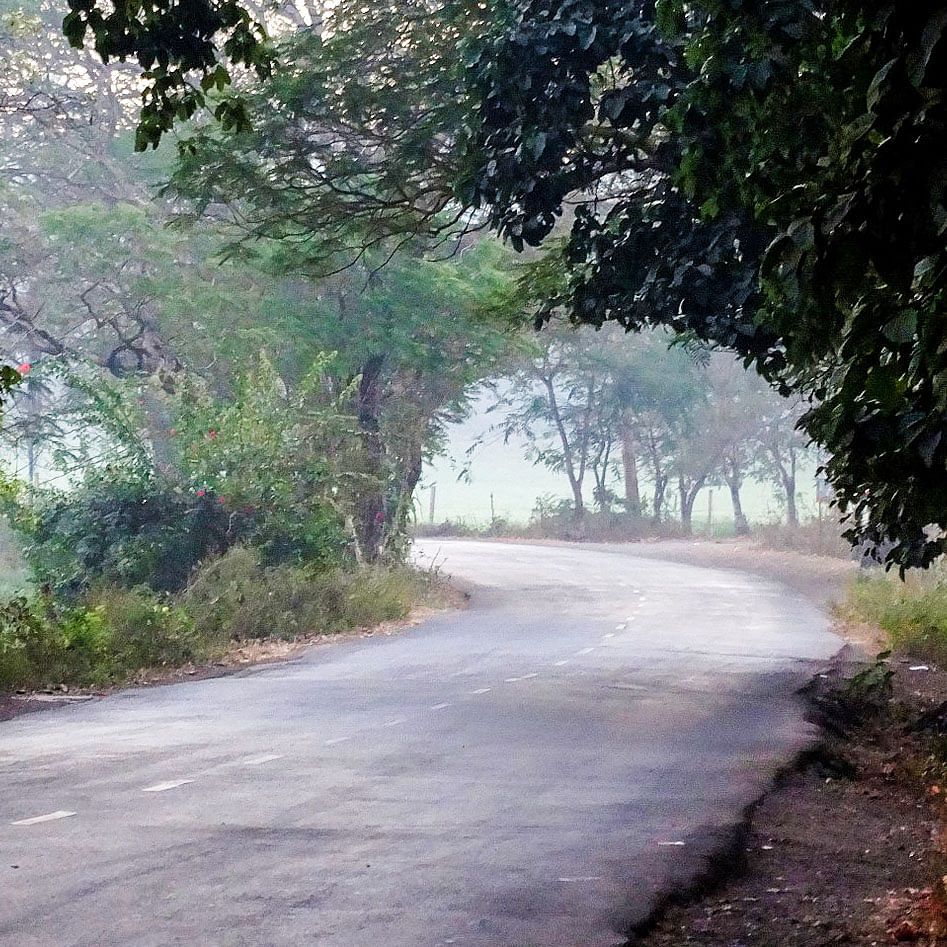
1, 539, 840, 947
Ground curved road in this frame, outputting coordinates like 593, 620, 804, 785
1, 540, 840, 947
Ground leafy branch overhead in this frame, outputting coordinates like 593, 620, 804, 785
59, 0, 947, 568
61, 0, 273, 149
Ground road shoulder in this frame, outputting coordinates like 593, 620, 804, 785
632, 660, 947, 946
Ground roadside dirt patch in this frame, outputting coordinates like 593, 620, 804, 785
632, 661, 947, 946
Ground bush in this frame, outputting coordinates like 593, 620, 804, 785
87, 586, 201, 671
837, 566, 947, 660
0, 546, 430, 695
19, 470, 244, 597
0, 585, 204, 692
181, 546, 423, 642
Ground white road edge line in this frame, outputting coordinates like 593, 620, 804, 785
657, 840, 686, 846
142, 779, 194, 793
558, 876, 603, 882
11, 810, 76, 826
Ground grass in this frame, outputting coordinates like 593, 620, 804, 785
0, 546, 440, 695
836, 565, 947, 660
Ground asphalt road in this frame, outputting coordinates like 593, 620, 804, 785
1, 540, 840, 947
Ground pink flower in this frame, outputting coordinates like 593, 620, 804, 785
206, 429, 219, 440
217, 496, 226, 504
374, 511, 385, 523
196, 489, 206, 498
15, 363, 30, 376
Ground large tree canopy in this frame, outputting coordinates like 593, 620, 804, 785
63, 0, 947, 567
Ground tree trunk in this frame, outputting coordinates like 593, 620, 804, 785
653, 473, 667, 523
354, 354, 387, 562
384, 441, 424, 560
679, 477, 706, 536
620, 411, 641, 517
783, 449, 798, 526
728, 479, 750, 535
542, 375, 585, 519
784, 477, 798, 526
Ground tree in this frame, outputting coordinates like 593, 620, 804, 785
62, 0, 947, 565
753, 396, 810, 529
458, 1, 947, 567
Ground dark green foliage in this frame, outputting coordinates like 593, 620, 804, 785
62, 0, 272, 149
18, 471, 244, 597
459, 1, 947, 568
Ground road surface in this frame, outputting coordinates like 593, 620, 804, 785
0, 540, 840, 946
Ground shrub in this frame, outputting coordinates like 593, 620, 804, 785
87, 586, 201, 671
181, 547, 422, 642
0, 594, 114, 689
837, 567, 947, 660
19, 470, 243, 597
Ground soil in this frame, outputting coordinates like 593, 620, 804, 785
631, 660, 947, 947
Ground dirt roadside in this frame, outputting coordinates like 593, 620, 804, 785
622, 540, 947, 946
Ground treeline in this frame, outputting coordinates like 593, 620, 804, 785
0, 0, 513, 689
494, 324, 812, 534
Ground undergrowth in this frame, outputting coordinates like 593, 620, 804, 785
836, 566, 947, 660
0, 546, 434, 694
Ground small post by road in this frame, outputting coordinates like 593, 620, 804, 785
490, 492, 496, 526
707, 489, 714, 537
428, 484, 436, 525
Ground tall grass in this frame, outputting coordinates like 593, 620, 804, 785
836, 566, 947, 659
0, 546, 436, 694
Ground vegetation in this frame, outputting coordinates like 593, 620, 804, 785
490, 324, 814, 533
838, 569, 947, 661
0, 552, 430, 693
64, 0, 947, 568
0, 0, 510, 694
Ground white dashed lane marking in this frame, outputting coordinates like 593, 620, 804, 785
325, 736, 351, 746
554, 660, 569, 667
383, 718, 407, 728
11, 810, 76, 826
575, 647, 595, 656
142, 779, 193, 793
470, 688, 491, 695
240, 754, 283, 766
430, 702, 451, 711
